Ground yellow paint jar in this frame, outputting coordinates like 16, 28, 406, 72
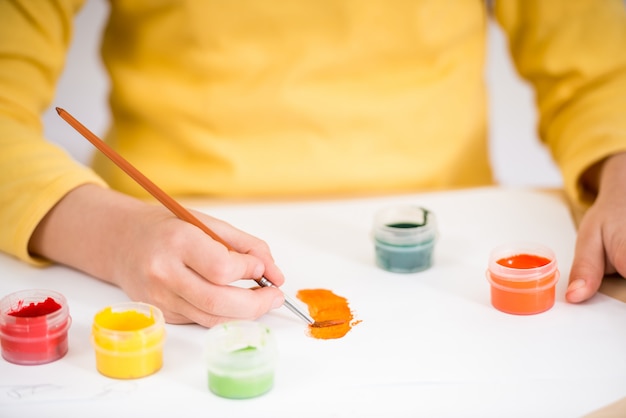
91, 302, 165, 379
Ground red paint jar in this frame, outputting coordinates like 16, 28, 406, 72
486, 243, 559, 315
0, 289, 71, 365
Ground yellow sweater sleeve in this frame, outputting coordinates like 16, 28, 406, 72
0, 0, 107, 265
494, 0, 626, 209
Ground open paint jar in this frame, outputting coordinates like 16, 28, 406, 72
205, 320, 277, 399
486, 243, 559, 315
372, 205, 438, 273
91, 302, 165, 379
0, 289, 71, 365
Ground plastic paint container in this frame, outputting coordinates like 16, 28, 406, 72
0, 289, 71, 365
205, 320, 277, 399
91, 302, 165, 379
486, 243, 559, 315
372, 205, 437, 273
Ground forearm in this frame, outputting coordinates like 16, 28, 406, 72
28, 183, 147, 285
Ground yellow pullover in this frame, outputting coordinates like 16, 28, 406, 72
1, 0, 626, 264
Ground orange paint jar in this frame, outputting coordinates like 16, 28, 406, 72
486, 243, 559, 315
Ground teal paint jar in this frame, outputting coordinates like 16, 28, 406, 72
372, 205, 438, 273
205, 320, 277, 399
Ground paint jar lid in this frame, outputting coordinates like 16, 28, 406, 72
0, 289, 72, 365
372, 205, 437, 245
487, 242, 558, 283
92, 302, 165, 351
205, 320, 277, 399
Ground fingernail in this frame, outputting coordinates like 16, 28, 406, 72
567, 278, 586, 293
271, 296, 284, 310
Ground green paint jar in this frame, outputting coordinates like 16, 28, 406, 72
372, 205, 438, 273
205, 320, 277, 399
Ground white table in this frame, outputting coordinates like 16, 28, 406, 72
1, 187, 625, 417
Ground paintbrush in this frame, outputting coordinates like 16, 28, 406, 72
56, 107, 341, 328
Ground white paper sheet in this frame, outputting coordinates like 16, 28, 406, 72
1, 187, 625, 417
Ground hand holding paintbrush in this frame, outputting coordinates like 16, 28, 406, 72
55, 107, 339, 328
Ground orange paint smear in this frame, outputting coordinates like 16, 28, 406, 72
296, 289, 360, 340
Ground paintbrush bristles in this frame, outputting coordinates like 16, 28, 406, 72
310, 319, 346, 328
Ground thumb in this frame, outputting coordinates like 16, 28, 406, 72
566, 218, 605, 303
